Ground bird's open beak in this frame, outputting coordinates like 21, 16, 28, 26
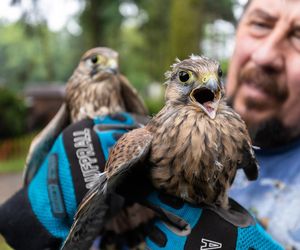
190, 77, 221, 119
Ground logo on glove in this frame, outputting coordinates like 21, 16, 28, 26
73, 128, 101, 189
200, 238, 222, 250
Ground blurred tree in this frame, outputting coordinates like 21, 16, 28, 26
0, 87, 26, 139
118, 25, 151, 92
138, 0, 171, 82
0, 21, 82, 89
203, 0, 235, 23
0, 21, 44, 88
136, 0, 234, 82
167, 0, 204, 66
79, 0, 123, 50
3, 0, 235, 94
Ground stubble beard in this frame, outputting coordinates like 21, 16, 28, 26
248, 118, 296, 149
227, 96, 297, 149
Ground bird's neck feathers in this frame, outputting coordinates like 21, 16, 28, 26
65, 75, 126, 122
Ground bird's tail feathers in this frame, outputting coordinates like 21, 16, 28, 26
61, 173, 109, 250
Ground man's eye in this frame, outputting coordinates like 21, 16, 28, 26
249, 20, 272, 37
290, 30, 300, 52
252, 22, 270, 30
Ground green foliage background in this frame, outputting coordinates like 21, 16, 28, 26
0, 87, 26, 138
0, 0, 237, 118
0, 0, 235, 90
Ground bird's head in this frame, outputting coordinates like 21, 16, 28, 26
165, 55, 225, 119
78, 47, 119, 82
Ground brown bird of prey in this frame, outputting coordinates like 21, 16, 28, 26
23, 47, 148, 185
62, 55, 259, 250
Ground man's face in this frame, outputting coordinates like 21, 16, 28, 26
227, 0, 300, 146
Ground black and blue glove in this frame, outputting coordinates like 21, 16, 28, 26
0, 112, 143, 250
0, 112, 284, 250
145, 191, 284, 250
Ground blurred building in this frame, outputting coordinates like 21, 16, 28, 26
24, 83, 65, 131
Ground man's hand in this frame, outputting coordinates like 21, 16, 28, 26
0, 113, 142, 250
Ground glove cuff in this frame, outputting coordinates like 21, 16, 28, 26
0, 188, 61, 250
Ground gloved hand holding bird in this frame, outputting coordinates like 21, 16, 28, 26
0, 47, 149, 250
62, 55, 260, 249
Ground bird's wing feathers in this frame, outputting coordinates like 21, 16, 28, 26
62, 128, 153, 250
119, 74, 148, 116
239, 140, 259, 181
23, 104, 69, 186
105, 127, 153, 178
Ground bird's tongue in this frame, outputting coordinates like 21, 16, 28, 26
202, 101, 218, 119
203, 102, 214, 113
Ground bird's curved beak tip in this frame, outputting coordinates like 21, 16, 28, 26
106, 68, 118, 75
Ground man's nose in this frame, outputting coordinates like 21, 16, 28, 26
251, 31, 284, 72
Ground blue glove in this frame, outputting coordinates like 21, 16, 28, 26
0, 113, 142, 250
145, 192, 284, 250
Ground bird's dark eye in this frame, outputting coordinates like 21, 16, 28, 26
91, 55, 98, 64
179, 71, 190, 82
218, 67, 223, 78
